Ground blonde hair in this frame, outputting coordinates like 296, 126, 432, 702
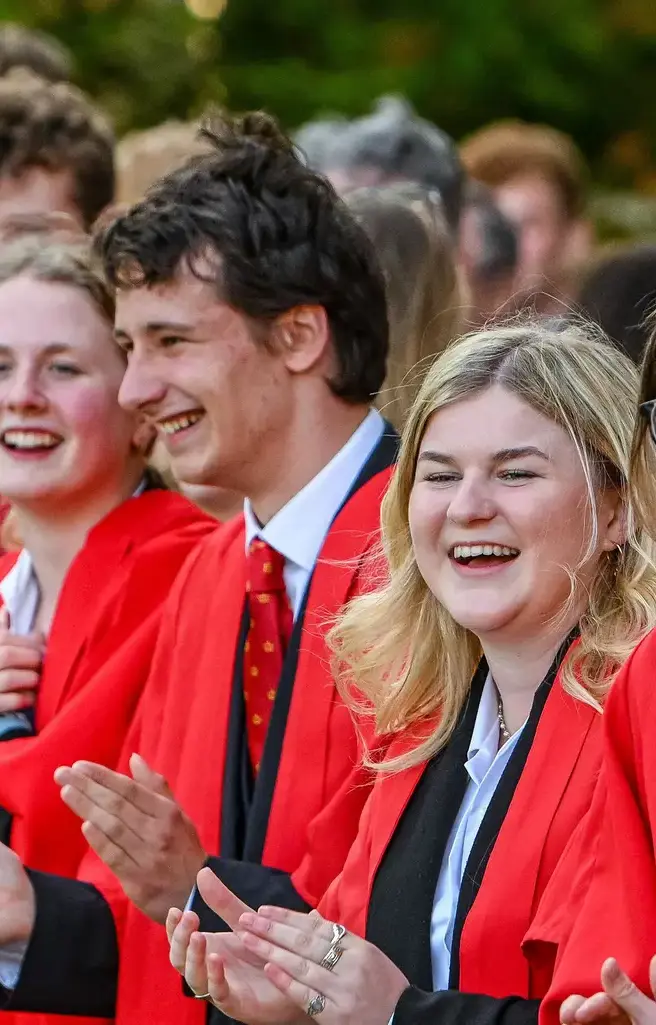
344, 183, 463, 429
631, 322, 656, 534
331, 320, 656, 773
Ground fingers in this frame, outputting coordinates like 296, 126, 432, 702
185, 931, 210, 997
0, 670, 39, 710
196, 867, 253, 931
573, 993, 622, 1023
166, 907, 183, 944
239, 928, 338, 1001
263, 961, 324, 1016
169, 909, 201, 976
80, 819, 141, 871
239, 910, 333, 963
560, 996, 588, 1024
0, 642, 43, 672
206, 953, 230, 1006
599, 958, 650, 1021
129, 753, 174, 798
54, 762, 162, 817
649, 955, 656, 1001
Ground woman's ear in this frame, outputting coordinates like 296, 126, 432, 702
132, 418, 157, 458
600, 494, 628, 552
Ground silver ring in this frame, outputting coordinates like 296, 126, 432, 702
330, 923, 346, 945
193, 992, 211, 1000
308, 993, 326, 1017
319, 942, 344, 971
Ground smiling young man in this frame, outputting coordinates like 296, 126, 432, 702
0, 112, 395, 1025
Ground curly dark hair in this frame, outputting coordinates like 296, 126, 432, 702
96, 110, 389, 404
0, 70, 114, 229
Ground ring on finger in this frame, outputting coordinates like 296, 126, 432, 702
319, 942, 344, 971
193, 992, 211, 1000
329, 923, 346, 946
307, 993, 326, 1017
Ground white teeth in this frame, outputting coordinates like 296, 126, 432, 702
452, 544, 520, 560
159, 412, 203, 436
2, 430, 61, 450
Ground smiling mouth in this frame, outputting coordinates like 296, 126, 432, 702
450, 544, 520, 568
1, 429, 62, 452
157, 411, 205, 437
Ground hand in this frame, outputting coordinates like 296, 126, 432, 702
166, 868, 304, 1024
237, 905, 410, 1025
55, 752, 206, 923
0, 842, 35, 946
561, 957, 656, 1025
0, 609, 44, 712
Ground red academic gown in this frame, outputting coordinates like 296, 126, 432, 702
529, 628, 656, 1025
317, 657, 603, 1020
69, 460, 396, 1025
0, 488, 216, 1025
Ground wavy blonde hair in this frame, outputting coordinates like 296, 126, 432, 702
330, 320, 656, 773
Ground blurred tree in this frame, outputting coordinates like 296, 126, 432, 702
0, 0, 654, 190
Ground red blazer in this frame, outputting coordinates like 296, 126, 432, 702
74, 466, 394, 1025
530, 628, 656, 1025
319, 671, 603, 1001
0, 490, 216, 1025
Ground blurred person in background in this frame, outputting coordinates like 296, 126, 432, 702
345, 182, 462, 429
576, 244, 656, 364
459, 181, 519, 326
461, 120, 592, 312
117, 120, 241, 520
0, 70, 114, 233
0, 24, 72, 83
296, 96, 465, 237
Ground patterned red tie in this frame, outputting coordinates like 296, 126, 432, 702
244, 539, 293, 773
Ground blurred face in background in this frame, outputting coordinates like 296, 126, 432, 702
493, 172, 581, 294
0, 167, 83, 234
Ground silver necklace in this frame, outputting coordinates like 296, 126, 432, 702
496, 691, 511, 745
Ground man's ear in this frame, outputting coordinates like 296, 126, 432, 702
274, 305, 330, 375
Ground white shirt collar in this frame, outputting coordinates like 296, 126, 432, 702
465, 673, 525, 786
243, 408, 385, 571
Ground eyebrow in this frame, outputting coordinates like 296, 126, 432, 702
0, 342, 74, 356
417, 446, 551, 465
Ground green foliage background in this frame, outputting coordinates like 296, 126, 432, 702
2, 0, 656, 191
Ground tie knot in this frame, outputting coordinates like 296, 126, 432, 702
247, 539, 286, 594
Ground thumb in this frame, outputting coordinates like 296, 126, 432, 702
196, 866, 253, 931
129, 753, 173, 797
601, 958, 651, 1023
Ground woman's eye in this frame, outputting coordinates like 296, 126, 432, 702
49, 362, 81, 377
499, 469, 538, 482
160, 336, 185, 349
423, 472, 461, 485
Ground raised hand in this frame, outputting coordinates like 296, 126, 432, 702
0, 608, 44, 713
55, 752, 205, 923
560, 957, 656, 1025
166, 869, 304, 1025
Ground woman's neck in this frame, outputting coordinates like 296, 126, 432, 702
481, 617, 578, 734
12, 467, 144, 633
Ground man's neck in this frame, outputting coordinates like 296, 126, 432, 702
248, 400, 372, 525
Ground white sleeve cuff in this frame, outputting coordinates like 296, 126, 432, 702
0, 939, 29, 990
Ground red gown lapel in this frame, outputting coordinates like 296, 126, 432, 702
460, 680, 600, 996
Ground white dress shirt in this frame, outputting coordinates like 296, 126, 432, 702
430, 674, 525, 990
0, 550, 39, 637
243, 407, 385, 616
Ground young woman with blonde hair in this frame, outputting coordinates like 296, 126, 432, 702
167, 320, 656, 1025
